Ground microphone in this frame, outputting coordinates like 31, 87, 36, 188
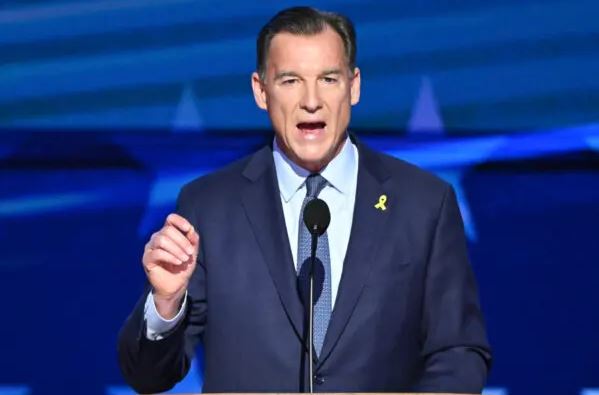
302, 198, 330, 393
304, 198, 330, 237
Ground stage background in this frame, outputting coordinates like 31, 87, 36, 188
0, 1, 597, 395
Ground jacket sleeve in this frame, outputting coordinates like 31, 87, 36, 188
117, 184, 207, 394
414, 185, 492, 393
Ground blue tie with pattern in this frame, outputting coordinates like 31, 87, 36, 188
297, 173, 331, 357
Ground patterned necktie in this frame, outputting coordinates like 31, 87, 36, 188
297, 173, 331, 357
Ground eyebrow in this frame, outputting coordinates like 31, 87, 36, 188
274, 69, 344, 81
274, 71, 301, 81
320, 69, 343, 76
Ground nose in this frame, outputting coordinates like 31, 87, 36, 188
299, 82, 322, 113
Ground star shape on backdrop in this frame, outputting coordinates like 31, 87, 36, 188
172, 83, 204, 133
137, 83, 208, 236
404, 75, 482, 240
408, 76, 445, 135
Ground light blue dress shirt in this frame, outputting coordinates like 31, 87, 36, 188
145, 136, 359, 340
272, 136, 359, 305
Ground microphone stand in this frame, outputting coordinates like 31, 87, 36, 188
308, 230, 318, 394
302, 198, 330, 394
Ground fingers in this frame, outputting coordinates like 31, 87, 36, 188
165, 213, 192, 234
143, 213, 199, 271
149, 231, 190, 263
161, 260, 191, 274
187, 226, 200, 247
165, 213, 199, 247
145, 245, 186, 266
163, 225, 195, 256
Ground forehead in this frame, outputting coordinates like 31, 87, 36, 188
266, 28, 347, 72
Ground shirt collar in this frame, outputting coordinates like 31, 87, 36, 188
273, 135, 357, 203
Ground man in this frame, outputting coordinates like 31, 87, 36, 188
118, 6, 491, 394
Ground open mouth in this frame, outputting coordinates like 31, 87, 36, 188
297, 122, 326, 134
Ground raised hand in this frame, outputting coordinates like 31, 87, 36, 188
142, 213, 199, 318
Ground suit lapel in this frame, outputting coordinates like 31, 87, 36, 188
318, 142, 392, 365
240, 147, 305, 339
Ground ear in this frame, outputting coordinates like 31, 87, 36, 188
350, 67, 361, 106
251, 72, 268, 110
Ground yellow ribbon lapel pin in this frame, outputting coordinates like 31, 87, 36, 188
374, 194, 387, 211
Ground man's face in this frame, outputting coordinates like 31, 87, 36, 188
252, 27, 361, 172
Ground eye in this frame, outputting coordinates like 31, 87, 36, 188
321, 76, 338, 84
282, 78, 298, 85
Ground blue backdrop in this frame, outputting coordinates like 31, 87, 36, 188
0, 1, 598, 395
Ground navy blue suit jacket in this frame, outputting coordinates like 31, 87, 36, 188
118, 140, 491, 394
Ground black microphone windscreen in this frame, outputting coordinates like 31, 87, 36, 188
303, 198, 331, 236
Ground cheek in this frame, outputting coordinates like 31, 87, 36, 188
333, 98, 352, 122
268, 101, 290, 123
269, 89, 299, 109
270, 101, 299, 125
327, 89, 352, 112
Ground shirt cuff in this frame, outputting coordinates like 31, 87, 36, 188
144, 290, 187, 341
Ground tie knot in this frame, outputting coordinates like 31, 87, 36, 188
305, 173, 327, 198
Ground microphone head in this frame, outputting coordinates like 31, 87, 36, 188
303, 198, 331, 236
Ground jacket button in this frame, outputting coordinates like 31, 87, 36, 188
313, 374, 325, 385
